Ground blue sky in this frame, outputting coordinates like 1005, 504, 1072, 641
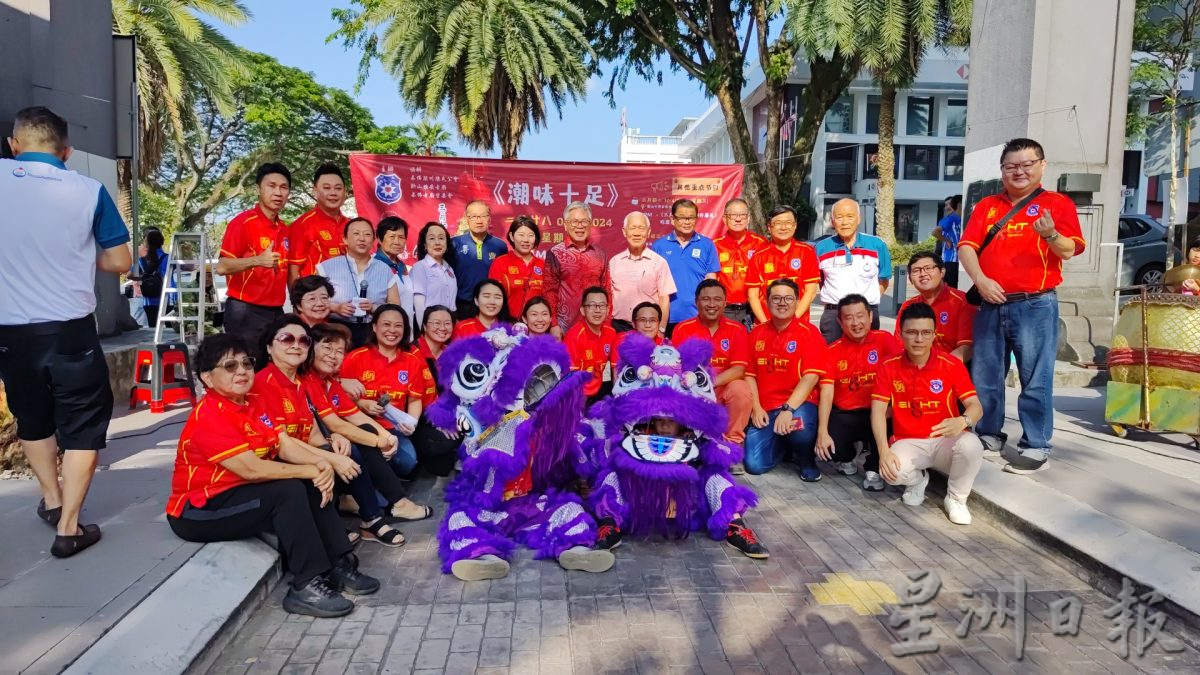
226, 1, 714, 162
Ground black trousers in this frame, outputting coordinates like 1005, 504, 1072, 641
352, 424, 409, 507
223, 298, 282, 345
944, 262, 960, 289
455, 299, 476, 321
330, 321, 372, 349
827, 407, 879, 473
411, 417, 461, 477
611, 319, 634, 333
168, 479, 352, 588
819, 304, 880, 344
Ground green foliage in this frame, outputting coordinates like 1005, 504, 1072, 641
357, 125, 420, 155
137, 185, 179, 238
888, 236, 938, 266
330, 0, 593, 158
1127, 0, 1200, 141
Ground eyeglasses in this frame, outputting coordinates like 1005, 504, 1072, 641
274, 333, 313, 347
724, 212, 750, 220
673, 216, 698, 223
1001, 159, 1043, 174
466, 214, 489, 220
634, 316, 660, 324
908, 265, 940, 275
567, 219, 591, 227
215, 356, 255, 373
316, 342, 345, 356
769, 296, 796, 305
583, 303, 608, 310
426, 320, 453, 329
902, 329, 936, 339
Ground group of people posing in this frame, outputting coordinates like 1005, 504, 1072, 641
165, 136, 1086, 617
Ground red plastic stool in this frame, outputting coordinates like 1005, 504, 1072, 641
129, 342, 196, 413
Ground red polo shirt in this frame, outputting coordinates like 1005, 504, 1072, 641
671, 317, 750, 374
253, 363, 317, 441
453, 317, 496, 340
341, 346, 427, 417
289, 208, 349, 278
821, 330, 903, 411
896, 285, 977, 352
219, 205, 290, 307
714, 231, 769, 304
959, 188, 1086, 294
489, 253, 545, 318
748, 318, 827, 409
615, 330, 664, 355
564, 321, 617, 397
166, 391, 280, 517
746, 240, 820, 320
301, 372, 360, 418
871, 350, 977, 441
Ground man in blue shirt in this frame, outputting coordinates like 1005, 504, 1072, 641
651, 199, 720, 333
0, 107, 132, 558
450, 200, 508, 319
814, 199, 892, 343
932, 194, 962, 288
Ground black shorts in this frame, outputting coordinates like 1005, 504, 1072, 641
0, 316, 113, 449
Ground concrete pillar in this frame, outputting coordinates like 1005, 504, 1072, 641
964, 0, 1135, 362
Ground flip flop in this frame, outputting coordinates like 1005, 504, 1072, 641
37, 500, 62, 528
391, 504, 434, 522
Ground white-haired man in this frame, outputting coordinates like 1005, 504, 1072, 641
608, 211, 675, 334
544, 201, 611, 337
814, 198, 893, 343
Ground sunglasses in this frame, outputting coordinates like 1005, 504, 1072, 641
274, 333, 312, 347
215, 356, 255, 373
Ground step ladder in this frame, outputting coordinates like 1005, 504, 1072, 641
154, 231, 213, 345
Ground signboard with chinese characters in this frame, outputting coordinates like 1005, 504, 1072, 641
348, 154, 745, 255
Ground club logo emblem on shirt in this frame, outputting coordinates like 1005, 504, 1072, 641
374, 171, 402, 204
362, 370, 376, 382
319, 231, 332, 241
720, 339, 730, 351
259, 414, 274, 428
399, 371, 409, 384
331, 395, 340, 406
893, 380, 905, 393
461, 244, 470, 254
786, 340, 797, 353
508, 266, 518, 274
790, 258, 801, 270
720, 252, 730, 262
940, 311, 949, 324
11, 166, 26, 178
764, 262, 775, 274
691, 248, 702, 258
930, 379, 944, 393
282, 399, 295, 414
604, 344, 612, 355
260, 236, 271, 250
533, 266, 543, 274
1026, 204, 1040, 217
755, 341, 766, 351
867, 350, 879, 364
838, 359, 849, 371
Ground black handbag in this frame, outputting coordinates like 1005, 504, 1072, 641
964, 188, 1044, 305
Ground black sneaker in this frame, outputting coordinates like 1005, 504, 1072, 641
595, 518, 622, 550
282, 576, 354, 618
331, 553, 381, 596
1003, 454, 1048, 475
726, 518, 769, 559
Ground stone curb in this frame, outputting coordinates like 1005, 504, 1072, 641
63, 539, 281, 675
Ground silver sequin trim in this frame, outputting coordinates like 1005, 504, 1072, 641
483, 468, 496, 494
601, 472, 625, 506
705, 474, 733, 511
548, 502, 584, 530
564, 522, 589, 537
449, 537, 478, 551
478, 510, 507, 523
448, 512, 474, 531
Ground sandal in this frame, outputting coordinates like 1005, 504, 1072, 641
347, 529, 362, 547
391, 503, 434, 522
361, 518, 406, 547
37, 499, 62, 528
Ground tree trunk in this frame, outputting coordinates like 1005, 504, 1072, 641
117, 159, 135, 226
1170, 106, 1191, 270
1167, 98, 1180, 270
713, 82, 774, 231
779, 52, 860, 210
875, 81, 897, 245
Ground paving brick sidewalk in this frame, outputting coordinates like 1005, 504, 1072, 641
208, 467, 1198, 675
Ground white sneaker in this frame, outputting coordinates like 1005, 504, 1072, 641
837, 462, 857, 476
862, 471, 885, 491
944, 496, 972, 525
901, 470, 929, 506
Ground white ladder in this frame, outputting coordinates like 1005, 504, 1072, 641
154, 231, 212, 345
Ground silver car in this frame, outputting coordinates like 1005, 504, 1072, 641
1119, 214, 1179, 287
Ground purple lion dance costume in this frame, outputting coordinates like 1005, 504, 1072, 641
426, 324, 615, 581
578, 334, 769, 558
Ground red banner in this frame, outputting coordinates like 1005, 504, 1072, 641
348, 155, 745, 256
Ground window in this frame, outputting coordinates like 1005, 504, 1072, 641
824, 143, 857, 194
1118, 217, 1151, 241
946, 100, 967, 137
866, 95, 881, 134
906, 96, 935, 136
895, 204, 919, 243
944, 147, 964, 182
826, 96, 853, 133
903, 146, 939, 180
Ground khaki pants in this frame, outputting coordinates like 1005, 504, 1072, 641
887, 433, 984, 502
716, 379, 752, 444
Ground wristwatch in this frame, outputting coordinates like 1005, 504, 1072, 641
782, 403, 800, 414
1042, 232, 1060, 243
961, 415, 973, 430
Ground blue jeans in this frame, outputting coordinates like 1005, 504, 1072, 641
972, 292, 1058, 457
387, 431, 419, 476
743, 403, 819, 475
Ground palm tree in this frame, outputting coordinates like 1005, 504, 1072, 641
411, 119, 452, 155
332, 0, 592, 159
111, 0, 250, 222
787, 0, 971, 244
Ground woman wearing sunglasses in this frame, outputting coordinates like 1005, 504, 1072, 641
166, 333, 380, 618
340, 304, 429, 478
301, 322, 433, 543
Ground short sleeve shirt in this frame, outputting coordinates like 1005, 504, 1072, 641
821, 330, 903, 411
671, 317, 750, 375
253, 363, 317, 440
410, 257, 459, 315
871, 351, 977, 440
745, 240, 821, 320
895, 285, 976, 352
219, 205, 290, 307
341, 346, 428, 427
938, 213, 962, 263
814, 232, 893, 306
651, 232, 720, 324
289, 208, 348, 278
747, 319, 828, 409
714, 230, 770, 305
608, 248, 677, 323
451, 233, 508, 302
301, 372, 360, 418
166, 392, 280, 517
959, 188, 1086, 293
565, 321, 617, 397
410, 341, 440, 406
453, 317, 494, 340
489, 252, 545, 318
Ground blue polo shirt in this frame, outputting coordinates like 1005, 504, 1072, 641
938, 213, 961, 263
450, 232, 507, 302
651, 231, 720, 324
814, 231, 892, 306
0, 152, 130, 325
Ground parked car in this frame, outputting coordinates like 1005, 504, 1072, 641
1119, 214, 1179, 287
